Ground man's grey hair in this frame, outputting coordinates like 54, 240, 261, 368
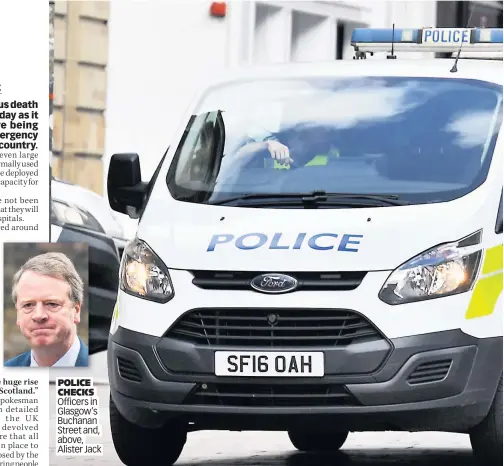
12, 252, 84, 306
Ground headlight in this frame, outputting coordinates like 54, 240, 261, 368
51, 200, 104, 233
120, 238, 174, 303
379, 231, 483, 305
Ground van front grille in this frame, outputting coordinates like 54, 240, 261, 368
190, 270, 366, 291
184, 383, 359, 407
165, 308, 383, 348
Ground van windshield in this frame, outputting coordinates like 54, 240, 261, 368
166, 76, 502, 207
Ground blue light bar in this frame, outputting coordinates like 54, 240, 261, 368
473, 28, 504, 43
351, 28, 421, 44
351, 27, 503, 54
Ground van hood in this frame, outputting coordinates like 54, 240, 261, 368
137, 197, 486, 272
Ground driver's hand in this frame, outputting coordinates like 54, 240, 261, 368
266, 140, 293, 166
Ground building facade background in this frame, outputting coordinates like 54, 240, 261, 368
51, 0, 109, 195
437, 1, 503, 29
49, 2, 54, 158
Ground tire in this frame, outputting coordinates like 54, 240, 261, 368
110, 395, 187, 465
470, 376, 503, 465
288, 430, 348, 452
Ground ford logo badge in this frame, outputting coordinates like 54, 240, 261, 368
250, 273, 298, 294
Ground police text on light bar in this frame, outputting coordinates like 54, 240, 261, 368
351, 27, 503, 54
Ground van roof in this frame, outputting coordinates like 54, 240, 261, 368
208, 59, 503, 88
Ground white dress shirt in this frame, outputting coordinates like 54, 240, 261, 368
30, 336, 81, 367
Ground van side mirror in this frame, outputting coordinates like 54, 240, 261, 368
107, 153, 149, 219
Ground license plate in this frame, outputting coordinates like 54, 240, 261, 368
214, 351, 324, 377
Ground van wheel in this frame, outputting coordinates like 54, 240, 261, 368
288, 430, 348, 452
110, 396, 186, 465
470, 376, 503, 465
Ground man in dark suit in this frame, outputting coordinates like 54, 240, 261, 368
4, 252, 88, 367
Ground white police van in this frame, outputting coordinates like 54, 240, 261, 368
106, 27, 503, 465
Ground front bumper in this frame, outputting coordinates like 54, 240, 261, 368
108, 327, 502, 433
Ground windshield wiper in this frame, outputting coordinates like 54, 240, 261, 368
210, 190, 409, 207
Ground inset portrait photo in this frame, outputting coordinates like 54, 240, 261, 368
3, 242, 89, 368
